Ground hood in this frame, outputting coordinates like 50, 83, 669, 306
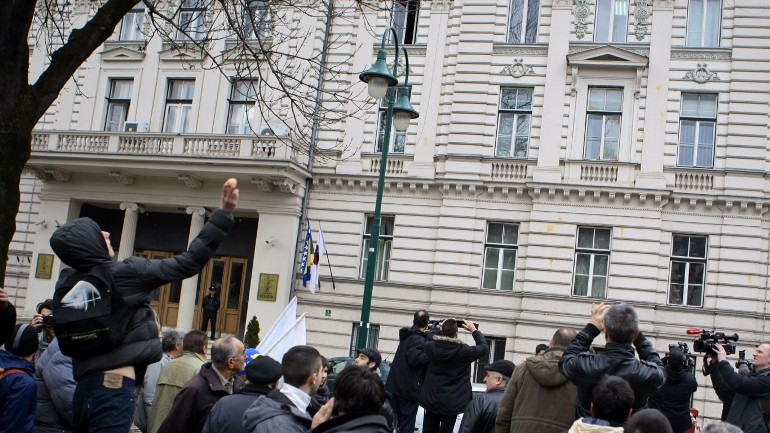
527, 350, 571, 387
50, 217, 111, 269
425, 336, 464, 361
399, 326, 420, 341
568, 419, 625, 433
242, 391, 310, 430
0, 349, 35, 373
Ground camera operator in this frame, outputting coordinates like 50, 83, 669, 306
708, 342, 770, 433
31, 299, 55, 359
647, 346, 697, 433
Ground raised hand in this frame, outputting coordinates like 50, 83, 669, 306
220, 178, 240, 213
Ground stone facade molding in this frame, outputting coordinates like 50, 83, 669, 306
501, 58, 535, 78
632, 0, 652, 41
671, 49, 732, 61
177, 173, 203, 189
492, 45, 549, 56
109, 170, 136, 185
683, 63, 721, 84
573, 0, 592, 40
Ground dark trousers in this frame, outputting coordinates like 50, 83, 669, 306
391, 394, 419, 433
201, 312, 217, 337
73, 372, 136, 433
422, 410, 457, 433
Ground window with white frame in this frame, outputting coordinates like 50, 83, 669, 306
482, 222, 518, 291
390, 0, 419, 45
376, 87, 407, 153
686, 0, 721, 47
668, 235, 707, 307
496, 88, 532, 158
177, 0, 207, 40
360, 215, 394, 281
163, 79, 195, 133
507, 0, 539, 44
227, 80, 260, 134
349, 323, 381, 356
678, 93, 716, 168
104, 79, 133, 132
584, 88, 622, 161
242, 0, 269, 39
118, 6, 145, 41
594, 0, 628, 43
473, 337, 506, 383
573, 227, 611, 298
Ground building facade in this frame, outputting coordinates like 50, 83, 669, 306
9, 0, 770, 419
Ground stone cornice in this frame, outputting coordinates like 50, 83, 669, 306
670, 48, 732, 61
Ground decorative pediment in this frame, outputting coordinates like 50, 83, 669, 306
567, 45, 649, 69
100, 44, 146, 62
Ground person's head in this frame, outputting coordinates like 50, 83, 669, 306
4, 324, 39, 362
623, 409, 673, 433
183, 330, 208, 355
701, 421, 744, 433
550, 328, 578, 349
282, 345, 323, 394
666, 346, 685, 371
413, 309, 429, 329
535, 343, 549, 355
483, 360, 514, 391
208, 285, 217, 296
442, 318, 459, 338
603, 303, 639, 344
161, 329, 185, 358
354, 348, 382, 371
590, 375, 634, 423
36, 299, 53, 317
753, 342, 770, 371
319, 356, 329, 387
332, 365, 386, 417
245, 355, 282, 388
36, 298, 55, 340
211, 336, 246, 378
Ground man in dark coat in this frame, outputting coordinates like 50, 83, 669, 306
202, 354, 282, 433
49, 178, 239, 433
559, 303, 665, 418
158, 336, 246, 433
458, 359, 514, 433
0, 324, 39, 433
200, 286, 220, 339
33, 338, 77, 433
419, 319, 488, 433
648, 346, 698, 433
385, 309, 431, 433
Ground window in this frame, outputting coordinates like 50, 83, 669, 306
227, 80, 259, 134
350, 323, 380, 357
243, 0, 269, 39
376, 88, 407, 153
390, 0, 419, 45
359, 215, 394, 281
669, 235, 707, 307
573, 227, 611, 298
678, 93, 716, 168
507, 0, 539, 44
163, 79, 195, 133
473, 337, 506, 383
584, 88, 622, 161
118, 6, 145, 41
594, 0, 628, 43
482, 222, 518, 291
177, 0, 207, 41
104, 79, 133, 131
686, 0, 721, 47
496, 88, 532, 158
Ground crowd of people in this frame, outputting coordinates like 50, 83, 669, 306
1, 178, 769, 433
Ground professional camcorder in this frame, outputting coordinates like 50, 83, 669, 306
735, 349, 754, 373
426, 318, 479, 335
687, 329, 739, 355
662, 342, 693, 369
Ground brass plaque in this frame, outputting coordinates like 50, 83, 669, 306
35, 253, 54, 280
257, 273, 279, 302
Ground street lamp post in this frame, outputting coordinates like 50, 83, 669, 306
356, 28, 419, 349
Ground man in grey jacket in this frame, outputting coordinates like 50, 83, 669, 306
243, 345, 324, 433
134, 329, 184, 433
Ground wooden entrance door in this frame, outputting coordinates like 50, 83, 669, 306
136, 250, 182, 328
193, 257, 248, 336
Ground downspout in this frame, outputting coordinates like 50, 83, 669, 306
289, 0, 334, 300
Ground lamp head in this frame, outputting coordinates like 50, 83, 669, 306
359, 49, 398, 99
392, 86, 419, 132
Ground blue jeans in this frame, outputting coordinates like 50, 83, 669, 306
73, 372, 136, 433
391, 394, 419, 433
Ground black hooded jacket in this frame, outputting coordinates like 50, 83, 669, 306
50, 209, 233, 380
648, 367, 698, 433
385, 325, 431, 400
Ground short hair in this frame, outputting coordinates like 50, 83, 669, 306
161, 329, 184, 353
442, 319, 459, 338
488, 370, 510, 385
535, 343, 549, 354
282, 345, 322, 387
413, 310, 429, 328
37, 299, 53, 314
591, 376, 634, 423
320, 355, 329, 370
551, 328, 577, 348
183, 330, 208, 354
332, 365, 386, 416
211, 336, 239, 368
604, 304, 639, 344
623, 409, 673, 433
701, 421, 744, 433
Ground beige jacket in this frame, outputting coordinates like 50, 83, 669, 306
147, 351, 206, 433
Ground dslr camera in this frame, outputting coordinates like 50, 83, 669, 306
687, 329, 738, 355
662, 342, 693, 369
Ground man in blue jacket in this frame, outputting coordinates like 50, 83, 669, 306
0, 323, 39, 433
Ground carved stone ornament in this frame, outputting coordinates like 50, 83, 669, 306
109, 171, 136, 185
177, 174, 203, 189
574, 0, 592, 40
431, 0, 452, 13
502, 58, 535, 78
683, 63, 721, 84
633, 0, 652, 41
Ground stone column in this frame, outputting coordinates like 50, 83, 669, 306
176, 206, 206, 332
117, 202, 141, 261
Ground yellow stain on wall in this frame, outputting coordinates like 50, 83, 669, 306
747, 275, 753, 283
457, 255, 465, 264
557, 216, 564, 222
547, 224, 555, 233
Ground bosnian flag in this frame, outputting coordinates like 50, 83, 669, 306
301, 226, 313, 288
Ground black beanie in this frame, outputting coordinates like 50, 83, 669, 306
5, 324, 39, 357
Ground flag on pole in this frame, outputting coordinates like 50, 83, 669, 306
256, 297, 298, 354
301, 225, 313, 288
309, 226, 326, 293
258, 313, 307, 361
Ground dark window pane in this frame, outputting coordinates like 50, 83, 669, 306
689, 237, 707, 258
227, 262, 244, 309
672, 236, 689, 257
577, 228, 594, 249
168, 281, 181, 303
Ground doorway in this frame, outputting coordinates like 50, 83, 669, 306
136, 250, 182, 328
193, 257, 249, 337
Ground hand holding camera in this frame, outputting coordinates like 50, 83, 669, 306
458, 319, 477, 332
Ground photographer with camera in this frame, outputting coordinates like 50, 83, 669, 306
647, 345, 697, 433
707, 342, 770, 433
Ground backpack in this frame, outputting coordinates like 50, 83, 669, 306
50, 263, 132, 358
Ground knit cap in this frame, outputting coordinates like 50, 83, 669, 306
5, 324, 39, 357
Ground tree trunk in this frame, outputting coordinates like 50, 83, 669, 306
0, 125, 32, 286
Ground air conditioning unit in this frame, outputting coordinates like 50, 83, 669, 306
123, 121, 149, 132
258, 122, 289, 137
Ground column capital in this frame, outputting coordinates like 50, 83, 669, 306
119, 202, 143, 212
186, 206, 207, 217
653, 0, 674, 10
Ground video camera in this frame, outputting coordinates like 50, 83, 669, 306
662, 342, 693, 369
426, 318, 479, 336
735, 349, 754, 373
687, 329, 738, 355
